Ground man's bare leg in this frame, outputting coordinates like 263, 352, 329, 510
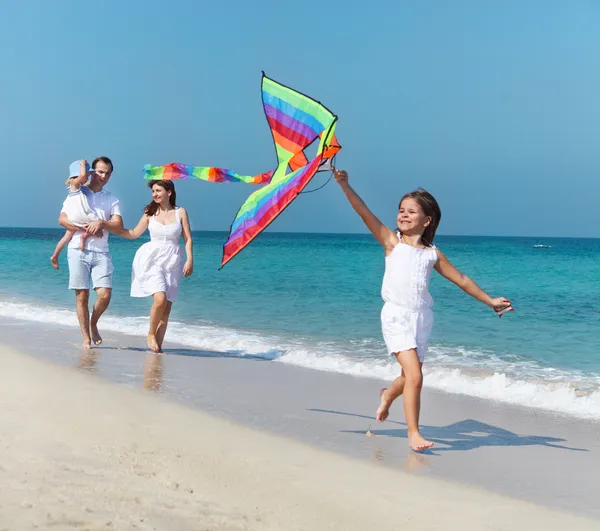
155, 301, 173, 351
75, 289, 92, 349
90, 288, 111, 346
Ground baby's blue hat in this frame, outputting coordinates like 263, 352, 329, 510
68, 160, 91, 178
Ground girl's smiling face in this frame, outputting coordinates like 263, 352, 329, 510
397, 198, 431, 235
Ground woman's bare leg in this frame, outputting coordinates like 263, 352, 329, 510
155, 301, 173, 351
148, 292, 168, 352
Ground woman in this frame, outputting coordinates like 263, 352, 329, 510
120, 180, 193, 352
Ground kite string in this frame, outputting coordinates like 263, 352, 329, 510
299, 156, 337, 194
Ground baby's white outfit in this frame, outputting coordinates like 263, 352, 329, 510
61, 185, 98, 226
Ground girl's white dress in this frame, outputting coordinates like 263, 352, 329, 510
130, 208, 184, 302
380, 234, 438, 362
61, 185, 98, 226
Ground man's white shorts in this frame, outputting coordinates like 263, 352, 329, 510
67, 249, 113, 290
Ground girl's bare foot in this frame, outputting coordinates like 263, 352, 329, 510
408, 432, 434, 452
50, 255, 59, 270
376, 388, 391, 422
147, 334, 162, 353
90, 324, 103, 346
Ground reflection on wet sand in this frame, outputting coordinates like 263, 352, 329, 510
403, 452, 429, 472
143, 353, 163, 392
77, 348, 98, 371
368, 445, 429, 472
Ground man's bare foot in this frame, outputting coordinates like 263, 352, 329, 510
408, 432, 434, 452
50, 255, 59, 270
90, 324, 102, 346
148, 334, 162, 353
376, 387, 392, 422
83, 339, 91, 349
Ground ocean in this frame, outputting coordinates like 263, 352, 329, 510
1, 228, 599, 419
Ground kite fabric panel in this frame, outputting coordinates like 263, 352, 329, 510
142, 72, 341, 268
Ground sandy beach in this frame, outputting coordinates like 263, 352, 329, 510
1, 329, 599, 530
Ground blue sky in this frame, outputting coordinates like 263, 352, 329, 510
1, 0, 599, 237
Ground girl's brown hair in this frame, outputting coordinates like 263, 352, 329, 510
145, 180, 177, 217
399, 188, 442, 247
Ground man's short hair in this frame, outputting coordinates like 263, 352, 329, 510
92, 156, 114, 173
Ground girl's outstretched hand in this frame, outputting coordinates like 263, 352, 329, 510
333, 168, 348, 185
490, 298, 514, 317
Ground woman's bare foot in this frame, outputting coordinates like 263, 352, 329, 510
90, 324, 102, 346
376, 388, 392, 422
50, 255, 59, 270
147, 334, 162, 353
408, 432, 434, 452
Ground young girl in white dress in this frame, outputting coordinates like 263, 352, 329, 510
334, 169, 513, 452
50, 160, 97, 269
119, 180, 193, 353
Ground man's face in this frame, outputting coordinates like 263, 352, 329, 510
92, 161, 112, 187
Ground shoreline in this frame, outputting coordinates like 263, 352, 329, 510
1, 315, 599, 522
1, 299, 598, 421
2, 343, 600, 530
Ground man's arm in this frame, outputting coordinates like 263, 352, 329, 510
58, 212, 80, 232
85, 215, 123, 236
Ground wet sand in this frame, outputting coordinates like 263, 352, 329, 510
1, 316, 599, 529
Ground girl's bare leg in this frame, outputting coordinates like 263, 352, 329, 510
376, 369, 405, 422
148, 292, 168, 352
80, 231, 90, 250
395, 349, 434, 452
155, 301, 173, 351
50, 230, 75, 270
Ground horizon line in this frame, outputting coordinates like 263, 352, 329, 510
0, 225, 598, 240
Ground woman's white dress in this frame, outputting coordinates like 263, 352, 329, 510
131, 208, 184, 302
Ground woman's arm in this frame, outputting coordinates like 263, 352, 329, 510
334, 169, 397, 252
179, 207, 193, 278
434, 249, 512, 312
114, 214, 149, 240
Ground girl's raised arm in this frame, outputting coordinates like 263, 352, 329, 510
334, 169, 397, 252
434, 249, 513, 314
68, 160, 94, 190
117, 214, 149, 240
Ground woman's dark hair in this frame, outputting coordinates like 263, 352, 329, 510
145, 180, 177, 217
399, 188, 442, 247
92, 156, 113, 172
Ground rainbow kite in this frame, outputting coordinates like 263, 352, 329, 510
143, 73, 341, 267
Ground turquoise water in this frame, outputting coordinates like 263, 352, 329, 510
1, 228, 600, 417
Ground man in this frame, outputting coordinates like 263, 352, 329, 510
59, 156, 123, 348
